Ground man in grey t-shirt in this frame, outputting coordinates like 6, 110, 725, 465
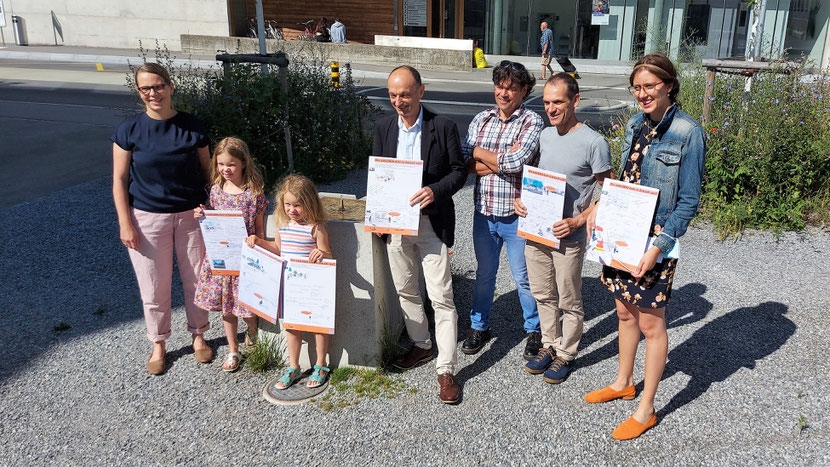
515, 73, 612, 384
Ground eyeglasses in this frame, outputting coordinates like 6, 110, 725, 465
628, 82, 664, 95
499, 60, 526, 71
137, 84, 168, 95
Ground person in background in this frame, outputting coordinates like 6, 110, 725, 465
540, 21, 555, 79
330, 17, 347, 43
314, 17, 331, 42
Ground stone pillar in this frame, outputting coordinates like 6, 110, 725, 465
258, 196, 404, 369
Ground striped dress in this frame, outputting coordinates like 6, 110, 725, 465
278, 221, 317, 259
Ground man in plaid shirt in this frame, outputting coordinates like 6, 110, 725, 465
461, 61, 545, 360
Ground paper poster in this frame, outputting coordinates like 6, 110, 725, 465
364, 157, 423, 236
517, 166, 567, 249
238, 244, 285, 324
586, 179, 659, 272
282, 259, 337, 334
199, 210, 249, 275
591, 0, 610, 25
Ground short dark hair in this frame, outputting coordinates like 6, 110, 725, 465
492, 61, 536, 99
390, 65, 422, 87
546, 72, 579, 100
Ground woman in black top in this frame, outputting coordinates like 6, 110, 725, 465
112, 63, 213, 375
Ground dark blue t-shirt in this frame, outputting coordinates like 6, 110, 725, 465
111, 111, 209, 213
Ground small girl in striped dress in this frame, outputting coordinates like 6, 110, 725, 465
246, 174, 333, 389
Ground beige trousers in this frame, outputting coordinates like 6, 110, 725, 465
387, 215, 458, 374
525, 239, 586, 361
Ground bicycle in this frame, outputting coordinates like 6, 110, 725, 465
296, 19, 316, 41
265, 20, 284, 40
246, 17, 284, 40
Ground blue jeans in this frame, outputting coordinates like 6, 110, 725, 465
470, 211, 540, 333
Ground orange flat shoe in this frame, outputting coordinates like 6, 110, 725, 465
584, 385, 636, 403
612, 413, 657, 440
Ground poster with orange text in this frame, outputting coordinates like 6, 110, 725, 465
282, 259, 336, 334
364, 157, 423, 236
586, 179, 659, 272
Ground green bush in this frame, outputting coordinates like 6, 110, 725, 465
603, 60, 830, 236
128, 41, 375, 189
681, 63, 830, 235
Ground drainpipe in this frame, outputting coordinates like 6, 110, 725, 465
493, 0, 503, 54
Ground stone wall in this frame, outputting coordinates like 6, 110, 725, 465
181, 34, 473, 71
3, 0, 229, 49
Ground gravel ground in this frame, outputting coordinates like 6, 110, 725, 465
1, 171, 829, 465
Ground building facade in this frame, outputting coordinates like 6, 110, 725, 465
4, 0, 828, 68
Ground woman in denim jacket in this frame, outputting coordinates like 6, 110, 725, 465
584, 53, 706, 440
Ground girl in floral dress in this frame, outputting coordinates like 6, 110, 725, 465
194, 137, 267, 372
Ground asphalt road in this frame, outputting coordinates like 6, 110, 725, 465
0, 58, 628, 208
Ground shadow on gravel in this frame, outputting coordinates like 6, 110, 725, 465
576, 283, 713, 371
0, 182, 206, 383
451, 281, 528, 387
658, 301, 794, 418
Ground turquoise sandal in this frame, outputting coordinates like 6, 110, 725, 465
307, 365, 330, 388
276, 367, 302, 390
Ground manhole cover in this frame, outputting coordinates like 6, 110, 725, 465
263, 369, 329, 405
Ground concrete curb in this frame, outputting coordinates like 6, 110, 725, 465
0, 50, 220, 68
0, 49, 634, 77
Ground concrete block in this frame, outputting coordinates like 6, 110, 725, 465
258, 199, 403, 369
374, 35, 473, 51
181, 34, 473, 71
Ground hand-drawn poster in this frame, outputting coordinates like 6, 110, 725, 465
282, 259, 336, 334
199, 210, 249, 275
586, 179, 659, 272
364, 157, 423, 236
517, 166, 567, 248
238, 244, 285, 324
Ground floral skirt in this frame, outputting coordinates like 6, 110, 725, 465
601, 258, 678, 309
194, 260, 254, 318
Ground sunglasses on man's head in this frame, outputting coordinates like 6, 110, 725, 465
499, 60, 526, 71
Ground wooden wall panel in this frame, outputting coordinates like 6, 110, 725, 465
243, 1, 396, 44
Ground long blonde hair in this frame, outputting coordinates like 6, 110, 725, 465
274, 174, 327, 227
210, 137, 264, 193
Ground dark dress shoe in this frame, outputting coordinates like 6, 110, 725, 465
438, 372, 460, 404
523, 331, 542, 361
392, 345, 433, 370
460, 328, 491, 355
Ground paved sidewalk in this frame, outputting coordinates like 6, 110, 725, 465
0, 43, 632, 80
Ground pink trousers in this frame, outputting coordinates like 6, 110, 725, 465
127, 208, 209, 342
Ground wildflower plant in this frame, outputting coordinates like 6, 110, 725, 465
679, 61, 830, 235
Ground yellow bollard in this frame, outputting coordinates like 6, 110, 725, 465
330, 61, 340, 88
96, 63, 104, 71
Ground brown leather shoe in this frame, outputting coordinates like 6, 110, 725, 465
392, 345, 433, 370
146, 356, 165, 375
438, 372, 460, 404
